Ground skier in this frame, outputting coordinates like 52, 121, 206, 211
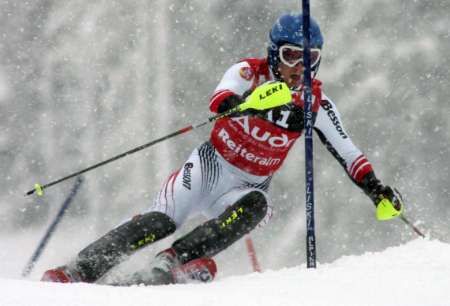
42, 13, 403, 285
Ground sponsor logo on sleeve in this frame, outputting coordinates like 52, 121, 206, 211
321, 100, 348, 139
239, 66, 254, 81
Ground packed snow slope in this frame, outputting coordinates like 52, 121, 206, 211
1, 239, 449, 306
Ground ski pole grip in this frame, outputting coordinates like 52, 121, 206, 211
239, 82, 291, 111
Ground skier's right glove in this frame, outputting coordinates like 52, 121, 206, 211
217, 92, 262, 116
217, 82, 292, 115
217, 88, 262, 113
217, 94, 244, 114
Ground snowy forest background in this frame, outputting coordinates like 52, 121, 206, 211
0, 0, 448, 279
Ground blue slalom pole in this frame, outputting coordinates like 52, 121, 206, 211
21, 176, 84, 277
302, 0, 317, 268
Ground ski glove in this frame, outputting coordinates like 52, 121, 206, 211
217, 94, 244, 114
217, 93, 264, 117
217, 82, 292, 115
370, 184, 404, 221
362, 173, 403, 221
217, 90, 261, 115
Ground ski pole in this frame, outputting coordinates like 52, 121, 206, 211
399, 214, 425, 238
22, 176, 84, 277
25, 118, 219, 196
25, 81, 291, 196
392, 188, 425, 238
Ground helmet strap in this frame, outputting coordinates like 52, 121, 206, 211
267, 56, 282, 81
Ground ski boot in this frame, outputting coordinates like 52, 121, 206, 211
41, 265, 85, 283
152, 248, 217, 285
119, 248, 217, 286
171, 256, 217, 284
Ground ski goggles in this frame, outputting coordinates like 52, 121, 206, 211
278, 44, 321, 68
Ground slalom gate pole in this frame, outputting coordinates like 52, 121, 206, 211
21, 176, 84, 277
245, 236, 261, 272
302, 0, 317, 268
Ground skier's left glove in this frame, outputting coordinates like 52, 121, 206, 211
371, 185, 404, 220
362, 173, 404, 220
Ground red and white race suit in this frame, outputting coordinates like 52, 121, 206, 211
147, 57, 373, 227
210, 57, 373, 181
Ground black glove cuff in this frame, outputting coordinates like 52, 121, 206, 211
217, 95, 244, 113
360, 171, 383, 203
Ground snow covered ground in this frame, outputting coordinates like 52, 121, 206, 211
1, 239, 449, 306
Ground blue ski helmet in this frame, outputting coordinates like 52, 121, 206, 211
268, 13, 324, 76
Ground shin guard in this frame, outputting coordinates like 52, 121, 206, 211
75, 211, 176, 282
172, 191, 267, 263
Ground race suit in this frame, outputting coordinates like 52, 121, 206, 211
148, 58, 373, 226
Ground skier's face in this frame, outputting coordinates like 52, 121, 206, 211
277, 61, 304, 88
276, 44, 321, 88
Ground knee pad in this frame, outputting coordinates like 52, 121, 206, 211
173, 190, 267, 263
124, 212, 177, 250
219, 190, 268, 230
